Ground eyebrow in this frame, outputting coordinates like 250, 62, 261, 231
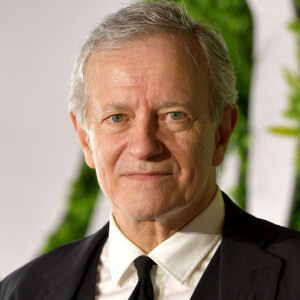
100, 103, 130, 113
98, 100, 194, 116
158, 101, 194, 110
160, 101, 188, 107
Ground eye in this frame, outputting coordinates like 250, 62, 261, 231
169, 111, 186, 120
110, 114, 124, 123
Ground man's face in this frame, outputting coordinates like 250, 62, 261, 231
76, 34, 235, 225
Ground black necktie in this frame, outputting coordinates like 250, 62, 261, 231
128, 255, 156, 300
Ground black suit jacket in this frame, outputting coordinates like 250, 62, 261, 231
1, 193, 300, 299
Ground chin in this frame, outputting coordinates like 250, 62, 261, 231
111, 189, 183, 219
120, 200, 179, 222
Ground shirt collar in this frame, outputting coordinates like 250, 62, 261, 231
109, 213, 145, 286
108, 187, 224, 286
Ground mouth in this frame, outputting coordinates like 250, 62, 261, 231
121, 172, 172, 181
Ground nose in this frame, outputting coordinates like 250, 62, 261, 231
127, 117, 163, 160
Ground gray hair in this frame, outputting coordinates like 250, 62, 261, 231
69, 1, 237, 127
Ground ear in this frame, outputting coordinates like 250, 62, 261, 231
212, 105, 238, 167
70, 112, 95, 169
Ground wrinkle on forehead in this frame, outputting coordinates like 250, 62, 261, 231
84, 33, 211, 123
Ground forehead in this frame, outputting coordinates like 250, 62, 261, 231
85, 33, 210, 106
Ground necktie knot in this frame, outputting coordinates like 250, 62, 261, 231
128, 256, 156, 300
134, 256, 156, 280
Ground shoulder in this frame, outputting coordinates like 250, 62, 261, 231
0, 223, 109, 300
256, 219, 300, 296
223, 192, 300, 293
222, 191, 300, 258
262, 220, 300, 264
222, 191, 300, 247
222, 192, 300, 296
0, 241, 81, 299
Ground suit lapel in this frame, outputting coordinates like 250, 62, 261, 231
219, 194, 282, 300
190, 246, 221, 299
43, 223, 109, 300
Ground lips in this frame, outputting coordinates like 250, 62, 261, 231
121, 171, 172, 180
122, 171, 172, 176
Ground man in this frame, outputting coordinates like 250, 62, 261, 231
1, 1, 300, 299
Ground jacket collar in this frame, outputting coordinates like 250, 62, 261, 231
219, 192, 282, 300
43, 223, 109, 300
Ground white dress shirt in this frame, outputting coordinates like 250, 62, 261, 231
95, 188, 224, 299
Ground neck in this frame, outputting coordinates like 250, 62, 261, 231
112, 184, 217, 253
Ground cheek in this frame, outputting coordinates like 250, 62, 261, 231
174, 129, 215, 177
92, 132, 126, 164
91, 134, 125, 191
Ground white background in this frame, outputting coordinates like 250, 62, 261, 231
0, 0, 128, 279
0, 0, 298, 279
